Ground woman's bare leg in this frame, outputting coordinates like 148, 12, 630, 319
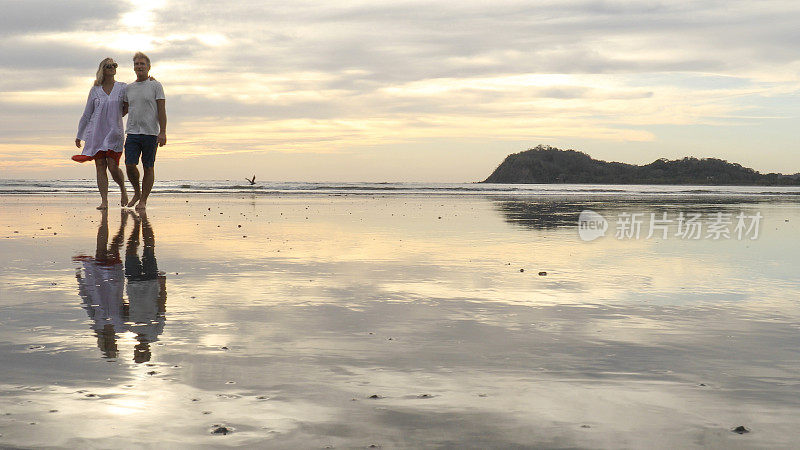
106, 156, 128, 207
95, 158, 109, 209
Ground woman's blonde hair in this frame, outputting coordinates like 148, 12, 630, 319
94, 57, 116, 86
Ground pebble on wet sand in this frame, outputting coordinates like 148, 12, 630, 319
732, 425, 750, 434
538, 271, 547, 276
368, 394, 382, 399
211, 425, 232, 435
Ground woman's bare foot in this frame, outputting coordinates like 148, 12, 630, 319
126, 194, 140, 208
120, 191, 129, 207
135, 201, 147, 211
96, 203, 108, 210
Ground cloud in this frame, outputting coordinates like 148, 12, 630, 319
0, 0, 125, 36
1, 0, 800, 178
152, 0, 800, 80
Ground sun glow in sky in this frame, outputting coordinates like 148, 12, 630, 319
0, 0, 798, 181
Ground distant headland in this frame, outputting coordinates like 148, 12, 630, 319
482, 145, 800, 185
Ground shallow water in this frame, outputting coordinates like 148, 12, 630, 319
1, 193, 799, 448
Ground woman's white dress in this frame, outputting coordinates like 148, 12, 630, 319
74, 82, 126, 160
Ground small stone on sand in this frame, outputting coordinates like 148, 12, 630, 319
211, 425, 231, 435
732, 425, 749, 434
538, 271, 547, 276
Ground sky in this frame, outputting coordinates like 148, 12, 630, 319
0, 0, 798, 182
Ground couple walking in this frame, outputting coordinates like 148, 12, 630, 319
74, 52, 167, 210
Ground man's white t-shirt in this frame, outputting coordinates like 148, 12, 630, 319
124, 80, 165, 136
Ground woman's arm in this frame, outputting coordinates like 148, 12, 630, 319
76, 88, 95, 143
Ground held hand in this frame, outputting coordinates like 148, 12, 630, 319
75, 138, 81, 148
157, 133, 167, 147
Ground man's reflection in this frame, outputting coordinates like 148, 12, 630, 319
124, 210, 166, 363
74, 210, 166, 363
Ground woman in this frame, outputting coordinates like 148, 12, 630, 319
74, 57, 128, 209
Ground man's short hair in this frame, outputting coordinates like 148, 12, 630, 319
133, 51, 151, 66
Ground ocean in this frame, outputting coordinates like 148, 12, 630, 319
2, 179, 800, 197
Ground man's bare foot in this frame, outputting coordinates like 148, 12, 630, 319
135, 201, 147, 211
96, 203, 108, 210
126, 194, 140, 208
121, 191, 129, 207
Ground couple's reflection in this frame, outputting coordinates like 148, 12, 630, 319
74, 210, 166, 363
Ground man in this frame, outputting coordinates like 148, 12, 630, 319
123, 52, 167, 210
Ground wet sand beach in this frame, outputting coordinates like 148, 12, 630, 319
1, 191, 799, 448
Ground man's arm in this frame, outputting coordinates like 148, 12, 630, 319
156, 99, 167, 146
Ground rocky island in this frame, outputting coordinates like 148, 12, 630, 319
483, 145, 800, 185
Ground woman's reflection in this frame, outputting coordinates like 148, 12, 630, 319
74, 209, 166, 363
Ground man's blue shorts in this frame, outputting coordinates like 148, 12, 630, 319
124, 134, 158, 168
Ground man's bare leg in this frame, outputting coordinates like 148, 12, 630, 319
136, 167, 155, 210
126, 164, 141, 207
107, 156, 128, 207
95, 158, 109, 210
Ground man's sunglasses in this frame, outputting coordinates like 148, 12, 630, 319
104, 63, 118, 69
